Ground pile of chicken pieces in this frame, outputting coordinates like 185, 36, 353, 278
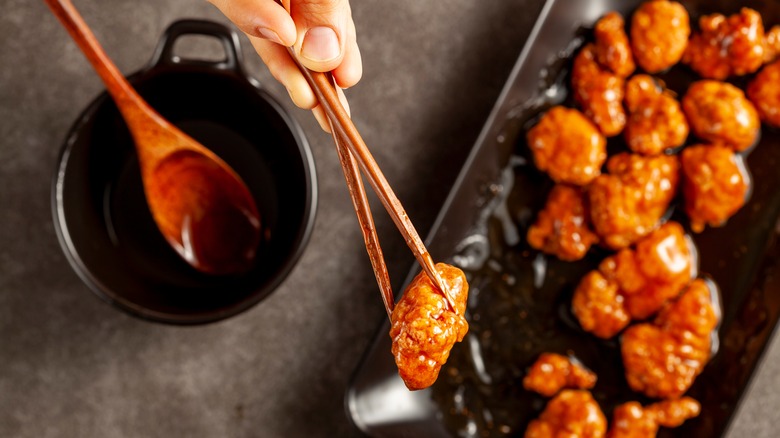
523, 0, 780, 436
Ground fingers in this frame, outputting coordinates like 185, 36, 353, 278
332, 17, 362, 89
208, 0, 296, 46
248, 35, 317, 109
212, 0, 361, 133
311, 87, 351, 133
290, 0, 353, 73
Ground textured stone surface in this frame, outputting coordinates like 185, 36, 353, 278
0, 0, 776, 437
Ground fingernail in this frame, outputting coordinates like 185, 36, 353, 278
257, 27, 283, 45
301, 27, 340, 62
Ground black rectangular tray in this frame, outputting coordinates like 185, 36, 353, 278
346, 0, 780, 436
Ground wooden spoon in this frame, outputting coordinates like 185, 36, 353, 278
45, 0, 261, 275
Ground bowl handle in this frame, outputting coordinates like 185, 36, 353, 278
148, 19, 244, 74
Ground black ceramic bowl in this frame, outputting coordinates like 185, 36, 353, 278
52, 20, 317, 325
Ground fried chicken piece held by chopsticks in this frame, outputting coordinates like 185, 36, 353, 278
390, 263, 469, 390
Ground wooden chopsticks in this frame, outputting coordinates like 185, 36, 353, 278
279, 46, 457, 314
327, 113, 394, 318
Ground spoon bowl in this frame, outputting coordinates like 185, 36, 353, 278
45, 0, 261, 275
52, 19, 317, 324
146, 149, 261, 274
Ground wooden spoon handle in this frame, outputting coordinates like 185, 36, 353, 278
43, 0, 143, 110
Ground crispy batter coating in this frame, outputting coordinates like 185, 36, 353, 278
682, 80, 760, 152
588, 153, 679, 249
572, 271, 630, 339
607, 398, 701, 438
748, 60, 780, 127
527, 185, 599, 261
647, 397, 701, 427
766, 25, 780, 62
594, 12, 635, 77
624, 75, 689, 155
621, 279, 718, 399
390, 263, 469, 391
527, 106, 607, 185
525, 390, 607, 438
655, 279, 719, 337
681, 144, 749, 233
522, 353, 598, 397
572, 44, 627, 137
601, 222, 694, 320
630, 0, 690, 73
573, 222, 693, 338
683, 8, 767, 79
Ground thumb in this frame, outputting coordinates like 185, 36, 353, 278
290, 0, 351, 72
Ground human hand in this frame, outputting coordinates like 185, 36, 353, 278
208, 0, 362, 132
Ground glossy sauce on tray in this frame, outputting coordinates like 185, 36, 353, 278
430, 1, 780, 436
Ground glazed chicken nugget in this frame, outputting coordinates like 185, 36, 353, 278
683, 8, 767, 79
681, 144, 750, 233
572, 271, 630, 339
522, 353, 597, 397
527, 185, 599, 261
630, 0, 690, 73
527, 106, 607, 186
655, 279, 720, 337
574, 222, 693, 337
621, 279, 718, 399
682, 80, 760, 152
525, 390, 607, 438
594, 12, 635, 77
588, 153, 679, 249
601, 222, 695, 320
607, 398, 700, 438
390, 263, 469, 390
748, 60, 780, 127
572, 44, 627, 137
766, 25, 780, 62
624, 75, 689, 155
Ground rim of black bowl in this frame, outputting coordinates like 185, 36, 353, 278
50, 72, 318, 326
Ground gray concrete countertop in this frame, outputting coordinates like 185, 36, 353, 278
1, 0, 778, 437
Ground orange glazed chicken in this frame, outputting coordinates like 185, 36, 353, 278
390, 263, 469, 390
572, 44, 627, 137
522, 353, 597, 397
630, 0, 690, 73
681, 145, 750, 233
748, 60, 780, 127
624, 75, 689, 155
572, 270, 630, 339
527, 106, 607, 185
588, 153, 679, 249
573, 222, 694, 338
766, 25, 780, 62
607, 398, 701, 438
601, 221, 695, 320
682, 80, 760, 152
683, 8, 768, 79
527, 185, 599, 261
594, 12, 635, 78
525, 390, 607, 438
621, 279, 719, 399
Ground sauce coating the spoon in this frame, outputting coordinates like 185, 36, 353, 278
145, 150, 261, 275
